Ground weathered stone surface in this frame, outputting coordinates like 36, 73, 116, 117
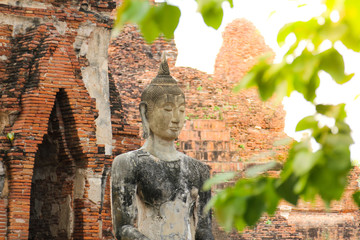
111, 56, 213, 240
0, 160, 5, 197
0, 1, 358, 239
0, 1, 117, 239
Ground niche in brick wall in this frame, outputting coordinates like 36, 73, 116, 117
28, 89, 86, 239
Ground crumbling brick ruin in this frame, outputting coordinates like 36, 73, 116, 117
0, 1, 120, 239
0, 1, 359, 239
108, 17, 360, 239
109, 19, 289, 174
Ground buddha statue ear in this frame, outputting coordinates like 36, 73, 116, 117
140, 102, 150, 139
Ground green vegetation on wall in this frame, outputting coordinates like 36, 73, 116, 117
113, 0, 360, 232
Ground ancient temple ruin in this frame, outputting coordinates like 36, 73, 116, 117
0, 1, 359, 239
0, 1, 124, 238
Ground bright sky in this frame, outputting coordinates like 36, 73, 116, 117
170, 0, 360, 161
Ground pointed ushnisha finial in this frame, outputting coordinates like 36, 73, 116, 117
150, 51, 177, 85
158, 51, 170, 76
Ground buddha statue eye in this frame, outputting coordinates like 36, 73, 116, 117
163, 105, 173, 112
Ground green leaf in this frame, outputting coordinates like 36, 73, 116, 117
342, 73, 355, 84
219, 196, 247, 231
294, 174, 308, 194
293, 151, 321, 176
6, 132, 14, 141
233, 218, 247, 232
233, 71, 256, 92
244, 196, 265, 226
302, 184, 317, 202
264, 179, 280, 215
319, 48, 351, 84
325, 0, 336, 10
276, 173, 299, 205
203, 172, 236, 191
340, 30, 360, 52
316, 104, 346, 120
277, 19, 319, 47
245, 162, 278, 178
273, 137, 293, 147
113, 1, 180, 42
197, 0, 224, 29
204, 191, 221, 213
226, 0, 234, 8
310, 165, 347, 202
324, 133, 353, 149
336, 120, 351, 135
323, 135, 352, 171
210, 185, 248, 231
312, 125, 331, 144
277, 22, 294, 47
290, 50, 321, 102
214, 201, 235, 231
344, 0, 360, 36
139, 7, 160, 42
154, 3, 181, 39
296, 115, 318, 132
113, 0, 150, 31
305, 73, 320, 102
233, 54, 273, 95
352, 191, 360, 207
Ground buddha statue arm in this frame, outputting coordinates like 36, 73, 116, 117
195, 166, 215, 240
111, 154, 150, 240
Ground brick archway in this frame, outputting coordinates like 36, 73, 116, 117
6, 25, 105, 239
28, 89, 86, 239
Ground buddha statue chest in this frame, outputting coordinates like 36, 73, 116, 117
118, 149, 207, 240
133, 150, 203, 207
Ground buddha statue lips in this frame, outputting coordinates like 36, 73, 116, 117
111, 53, 214, 240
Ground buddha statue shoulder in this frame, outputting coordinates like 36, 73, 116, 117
111, 53, 214, 240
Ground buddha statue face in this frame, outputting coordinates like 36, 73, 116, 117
147, 93, 185, 141
140, 53, 185, 141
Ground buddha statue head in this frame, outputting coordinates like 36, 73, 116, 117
140, 53, 185, 141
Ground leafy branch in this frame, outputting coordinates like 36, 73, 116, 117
113, 0, 360, 233
207, 0, 359, 231
112, 0, 233, 42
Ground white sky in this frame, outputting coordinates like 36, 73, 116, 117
171, 0, 360, 161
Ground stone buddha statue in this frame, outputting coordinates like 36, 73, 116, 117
111, 53, 214, 240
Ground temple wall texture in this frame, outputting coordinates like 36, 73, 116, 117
108, 18, 360, 239
0, 1, 359, 238
108, 19, 289, 173
0, 1, 119, 239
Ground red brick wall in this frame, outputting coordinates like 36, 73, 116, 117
108, 18, 360, 239
208, 18, 360, 239
0, 23, 12, 240
1, 2, 358, 239
108, 21, 289, 173
179, 18, 289, 168
214, 19, 274, 85
0, 2, 117, 239
179, 119, 244, 173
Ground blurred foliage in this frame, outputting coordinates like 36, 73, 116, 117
113, 0, 360, 233
113, 0, 181, 42
113, 0, 233, 41
6, 132, 14, 142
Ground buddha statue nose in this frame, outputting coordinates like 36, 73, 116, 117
171, 111, 180, 123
